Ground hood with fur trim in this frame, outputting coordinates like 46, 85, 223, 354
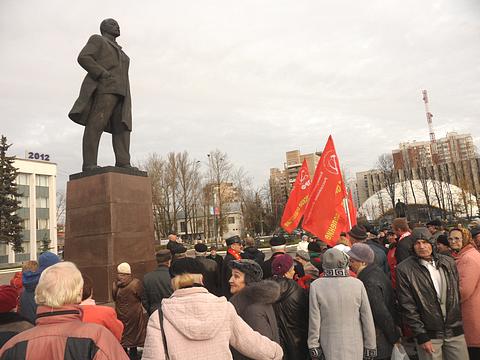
230, 280, 280, 314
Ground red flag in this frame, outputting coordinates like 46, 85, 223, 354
348, 190, 357, 227
302, 136, 348, 246
281, 160, 312, 233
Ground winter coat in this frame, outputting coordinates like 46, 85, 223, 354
141, 287, 283, 360
196, 256, 221, 296
273, 277, 308, 360
366, 240, 390, 276
242, 246, 265, 266
357, 264, 400, 359
230, 280, 280, 360
396, 254, 463, 345
18, 271, 41, 324
395, 234, 414, 266
112, 276, 148, 347
0, 305, 129, 360
69, 34, 131, 133
0, 312, 33, 348
455, 244, 480, 347
142, 266, 173, 315
308, 274, 377, 360
262, 252, 285, 279
80, 299, 124, 341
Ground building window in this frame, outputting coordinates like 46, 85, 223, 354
36, 219, 49, 230
228, 217, 235, 224
17, 173, 30, 185
19, 196, 29, 208
35, 175, 49, 187
180, 221, 186, 233
36, 197, 48, 208
22, 219, 30, 230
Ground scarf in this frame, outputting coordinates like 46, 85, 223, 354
227, 248, 241, 260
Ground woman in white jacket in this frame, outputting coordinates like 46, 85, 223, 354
142, 257, 283, 360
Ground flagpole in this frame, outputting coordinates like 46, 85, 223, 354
344, 196, 352, 230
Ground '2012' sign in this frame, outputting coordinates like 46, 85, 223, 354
28, 152, 50, 161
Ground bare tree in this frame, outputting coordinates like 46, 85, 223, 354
417, 166, 433, 220
376, 153, 397, 210
56, 190, 66, 225
176, 151, 201, 240
206, 149, 233, 242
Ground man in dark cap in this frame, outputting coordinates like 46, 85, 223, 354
426, 220, 444, 241
348, 225, 389, 276
262, 235, 287, 279
397, 228, 468, 360
221, 235, 242, 298
142, 250, 173, 316
194, 243, 220, 295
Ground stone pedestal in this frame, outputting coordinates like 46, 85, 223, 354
64, 169, 156, 302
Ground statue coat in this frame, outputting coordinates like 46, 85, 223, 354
69, 34, 132, 134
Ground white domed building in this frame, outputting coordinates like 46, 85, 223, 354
358, 179, 478, 222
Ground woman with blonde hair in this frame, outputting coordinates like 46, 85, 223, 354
0, 261, 128, 359
142, 257, 283, 360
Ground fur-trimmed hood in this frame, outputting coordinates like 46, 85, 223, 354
230, 280, 281, 313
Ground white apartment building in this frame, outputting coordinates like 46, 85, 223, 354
0, 158, 57, 265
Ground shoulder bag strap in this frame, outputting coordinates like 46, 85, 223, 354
157, 306, 170, 359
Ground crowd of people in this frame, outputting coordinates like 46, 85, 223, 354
0, 219, 479, 360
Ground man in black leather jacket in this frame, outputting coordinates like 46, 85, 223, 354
397, 228, 468, 360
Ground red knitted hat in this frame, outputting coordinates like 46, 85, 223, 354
271, 254, 294, 277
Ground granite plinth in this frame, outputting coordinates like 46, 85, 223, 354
64, 171, 156, 302
69, 166, 147, 181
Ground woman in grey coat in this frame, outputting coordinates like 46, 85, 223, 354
229, 259, 281, 360
308, 248, 377, 360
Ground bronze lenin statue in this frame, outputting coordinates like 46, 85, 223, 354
69, 19, 133, 172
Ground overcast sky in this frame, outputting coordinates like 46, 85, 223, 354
1, 0, 479, 190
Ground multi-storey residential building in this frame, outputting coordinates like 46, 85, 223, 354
436, 132, 476, 163
0, 158, 57, 265
393, 132, 476, 170
285, 150, 321, 187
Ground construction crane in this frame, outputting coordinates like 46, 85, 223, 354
422, 90, 439, 164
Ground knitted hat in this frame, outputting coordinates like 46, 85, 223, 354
194, 243, 208, 253
226, 235, 242, 246
230, 259, 263, 284
170, 257, 204, 277
411, 227, 438, 259
296, 250, 310, 262
0, 285, 18, 313
117, 262, 131, 274
38, 252, 60, 272
271, 254, 294, 277
348, 243, 374, 264
322, 248, 349, 270
348, 225, 368, 241
269, 234, 286, 247
436, 234, 449, 247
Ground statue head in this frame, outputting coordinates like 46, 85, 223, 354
100, 18, 120, 37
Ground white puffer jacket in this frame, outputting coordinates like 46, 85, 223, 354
142, 287, 283, 360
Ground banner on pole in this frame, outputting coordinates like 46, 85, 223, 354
302, 135, 348, 246
281, 159, 311, 233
